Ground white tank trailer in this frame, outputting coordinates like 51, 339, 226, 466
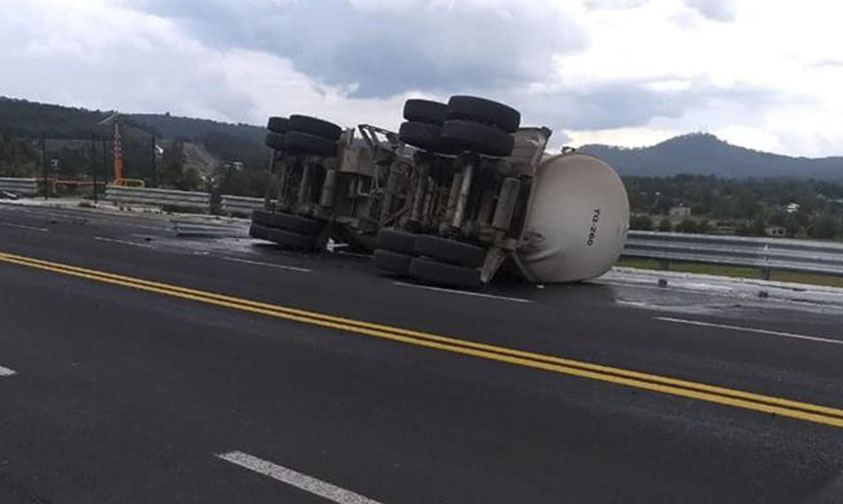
516, 152, 630, 283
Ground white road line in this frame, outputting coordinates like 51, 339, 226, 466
655, 316, 843, 346
222, 256, 312, 273
394, 281, 532, 303
118, 223, 169, 231
93, 236, 154, 249
0, 365, 17, 377
0, 223, 48, 232
217, 451, 384, 504
615, 300, 656, 308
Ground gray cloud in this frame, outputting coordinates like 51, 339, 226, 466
110, 1, 766, 135
505, 80, 778, 146
812, 59, 843, 68
131, 0, 586, 98
685, 0, 737, 22
8, 0, 833, 157
584, 0, 648, 10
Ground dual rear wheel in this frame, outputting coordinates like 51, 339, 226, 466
373, 229, 485, 288
264, 114, 343, 157
398, 96, 521, 158
250, 209, 327, 251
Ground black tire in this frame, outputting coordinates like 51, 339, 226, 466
408, 258, 481, 288
251, 209, 272, 226
398, 121, 441, 152
373, 249, 413, 275
440, 120, 514, 157
265, 132, 286, 151
267, 228, 317, 251
414, 234, 486, 267
267, 117, 289, 134
249, 223, 271, 240
447, 95, 521, 133
376, 228, 417, 255
289, 115, 342, 141
284, 131, 338, 157
253, 209, 325, 235
403, 99, 448, 125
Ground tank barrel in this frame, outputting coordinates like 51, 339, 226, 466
517, 152, 630, 283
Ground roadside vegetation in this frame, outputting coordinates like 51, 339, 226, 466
0, 97, 270, 197
626, 175, 843, 240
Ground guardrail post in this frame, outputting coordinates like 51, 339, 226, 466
760, 267, 771, 281
150, 136, 157, 188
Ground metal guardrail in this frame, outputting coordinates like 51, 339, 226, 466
105, 185, 210, 211
103, 188, 271, 216
623, 230, 843, 278
14, 180, 838, 278
220, 195, 270, 216
0, 177, 39, 196
171, 218, 248, 237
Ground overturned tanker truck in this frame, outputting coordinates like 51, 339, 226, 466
249, 114, 379, 251
249, 96, 630, 288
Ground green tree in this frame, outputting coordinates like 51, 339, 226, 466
676, 219, 698, 233
630, 215, 653, 231
794, 211, 811, 231
658, 218, 673, 232
161, 141, 186, 189
0, 133, 39, 177
811, 215, 842, 239
751, 216, 767, 237
178, 166, 203, 191
768, 213, 787, 226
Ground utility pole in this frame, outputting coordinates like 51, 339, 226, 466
113, 122, 123, 185
41, 135, 48, 200
150, 135, 157, 187
96, 113, 123, 185
91, 133, 98, 203
101, 139, 108, 183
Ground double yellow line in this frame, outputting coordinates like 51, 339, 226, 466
2, 250, 843, 429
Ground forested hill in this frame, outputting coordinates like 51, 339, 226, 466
129, 113, 264, 144
0, 96, 263, 145
578, 133, 843, 181
0, 96, 116, 138
4, 96, 843, 182
0, 97, 270, 190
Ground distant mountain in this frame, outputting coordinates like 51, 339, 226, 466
578, 133, 843, 181
0, 96, 116, 139
0, 96, 264, 146
5, 97, 843, 182
0, 97, 269, 181
129, 113, 264, 145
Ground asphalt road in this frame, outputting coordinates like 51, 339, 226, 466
1, 202, 842, 503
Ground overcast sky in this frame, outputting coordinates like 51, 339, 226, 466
1, 0, 841, 157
